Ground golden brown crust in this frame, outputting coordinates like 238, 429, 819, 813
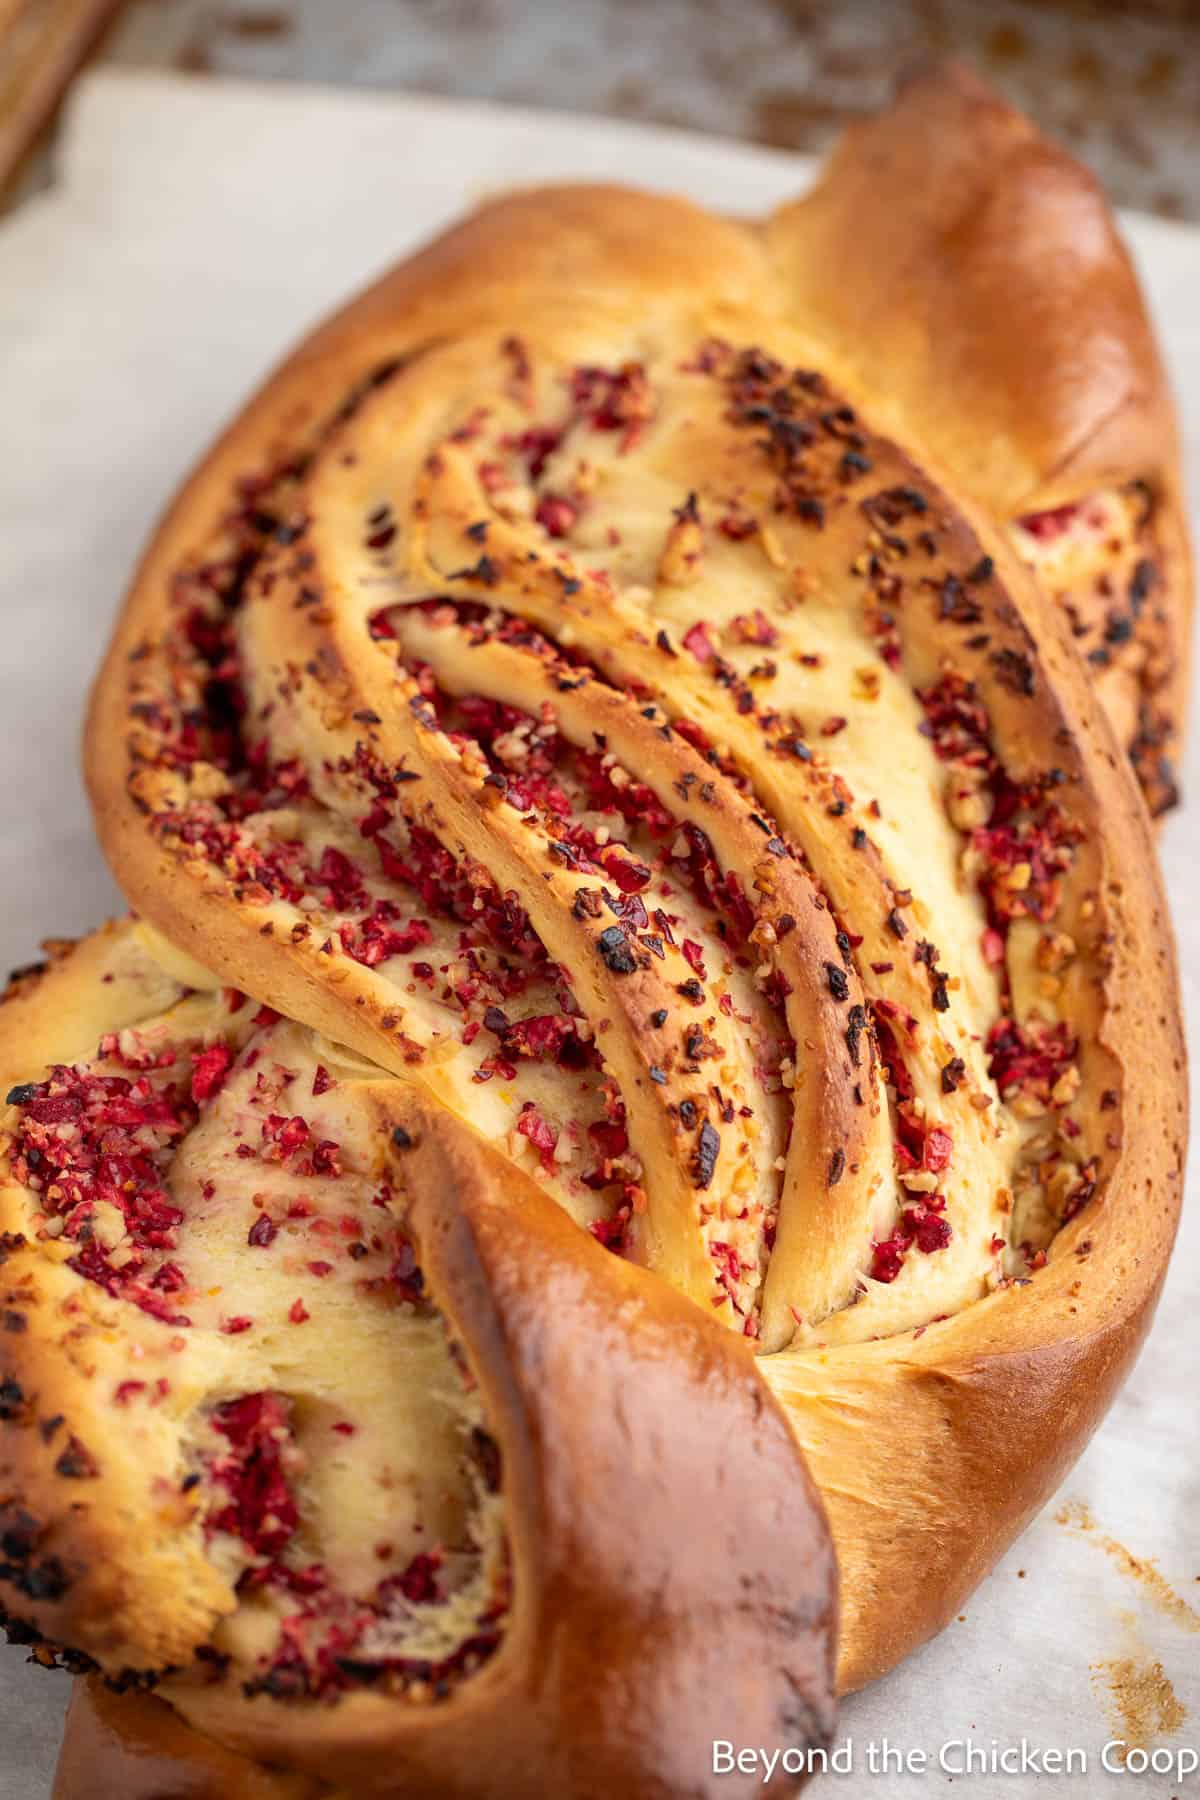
768, 59, 1193, 809
42, 59, 1193, 1795
770, 63, 1177, 508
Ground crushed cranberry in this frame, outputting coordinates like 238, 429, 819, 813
339, 902, 433, 968
569, 361, 653, 450
9, 1058, 200, 1321
191, 1043, 235, 1104
258, 1112, 342, 1178
987, 1014, 1077, 1105
207, 1392, 298, 1558
681, 939, 707, 976
376, 1550, 443, 1608
390, 1238, 425, 1306
682, 621, 716, 662
870, 1197, 953, 1283
515, 1104, 559, 1172
731, 610, 778, 647
534, 493, 578, 537
1017, 502, 1081, 542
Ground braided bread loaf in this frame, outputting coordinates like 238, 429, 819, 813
0, 61, 1188, 1800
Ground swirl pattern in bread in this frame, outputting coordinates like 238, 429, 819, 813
0, 923, 836, 1795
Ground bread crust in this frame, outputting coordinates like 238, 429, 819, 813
37, 59, 1193, 1796
768, 60, 1193, 812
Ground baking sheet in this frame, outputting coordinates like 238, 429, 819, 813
1, 69, 1197, 1799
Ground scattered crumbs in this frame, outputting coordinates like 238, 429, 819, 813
1056, 1501, 1200, 1632
1089, 1655, 1186, 1757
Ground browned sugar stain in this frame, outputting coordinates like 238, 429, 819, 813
1089, 1655, 1187, 1758
1055, 1500, 1200, 1633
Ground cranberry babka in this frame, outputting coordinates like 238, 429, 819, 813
0, 59, 1188, 1800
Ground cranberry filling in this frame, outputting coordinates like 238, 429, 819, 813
200, 1362, 507, 1701
6, 1045, 223, 1322
128, 338, 1105, 1339
209, 1392, 299, 1559
368, 654, 796, 1303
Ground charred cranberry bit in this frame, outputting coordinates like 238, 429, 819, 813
390, 1239, 424, 1305
248, 1214, 277, 1248
311, 1065, 333, 1096
596, 927, 637, 975
55, 1436, 100, 1479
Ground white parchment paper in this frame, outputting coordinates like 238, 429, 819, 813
1, 69, 1197, 1800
